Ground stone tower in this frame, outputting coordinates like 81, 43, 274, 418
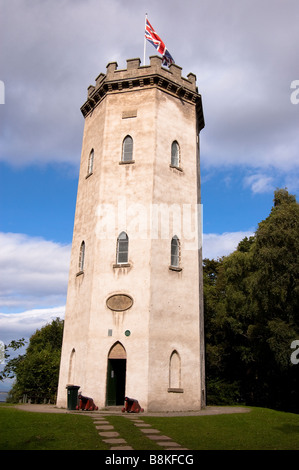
56, 56, 205, 411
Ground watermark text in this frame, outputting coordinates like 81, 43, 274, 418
95, 198, 203, 251
290, 80, 299, 105
0, 81, 4, 104
290, 340, 299, 365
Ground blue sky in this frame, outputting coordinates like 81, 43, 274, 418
0, 0, 298, 377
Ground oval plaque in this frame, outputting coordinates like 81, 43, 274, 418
106, 294, 133, 312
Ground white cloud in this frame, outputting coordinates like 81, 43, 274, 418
203, 231, 254, 259
0, 0, 298, 175
243, 173, 274, 194
242, 169, 299, 195
0, 306, 65, 344
0, 233, 71, 311
0, 0, 143, 167
0, 306, 66, 392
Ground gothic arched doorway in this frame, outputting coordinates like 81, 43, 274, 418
106, 342, 127, 406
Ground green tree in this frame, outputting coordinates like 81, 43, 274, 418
246, 189, 299, 410
204, 189, 299, 411
204, 241, 254, 404
0, 339, 27, 381
7, 318, 64, 403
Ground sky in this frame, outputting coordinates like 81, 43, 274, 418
0, 0, 298, 385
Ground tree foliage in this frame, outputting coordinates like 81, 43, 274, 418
6, 318, 64, 403
0, 339, 27, 381
204, 189, 299, 412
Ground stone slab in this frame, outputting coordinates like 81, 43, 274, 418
99, 431, 120, 437
147, 435, 172, 441
157, 441, 181, 447
103, 438, 127, 444
110, 446, 134, 450
95, 425, 114, 430
139, 428, 160, 434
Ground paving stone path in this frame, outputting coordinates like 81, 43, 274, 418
92, 414, 188, 451
92, 416, 134, 450
125, 414, 188, 450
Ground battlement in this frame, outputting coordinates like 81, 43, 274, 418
102, 56, 197, 90
81, 56, 203, 126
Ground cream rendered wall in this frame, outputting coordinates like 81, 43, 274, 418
57, 58, 205, 411
82, 88, 157, 408
57, 87, 158, 408
147, 90, 202, 411
56, 97, 108, 407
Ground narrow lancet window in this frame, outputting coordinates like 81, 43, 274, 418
122, 136, 133, 162
169, 350, 181, 389
171, 141, 180, 167
87, 149, 94, 175
170, 235, 180, 268
79, 241, 85, 271
117, 232, 129, 264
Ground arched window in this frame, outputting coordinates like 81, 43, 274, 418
170, 235, 180, 268
87, 149, 94, 175
68, 348, 76, 384
117, 232, 129, 264
122, 136, 133, 162
169, 350, 181, 389
79, 241, 85, 271
171, 141, 180, 167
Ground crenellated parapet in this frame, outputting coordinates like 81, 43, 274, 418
81, 56, 204, 129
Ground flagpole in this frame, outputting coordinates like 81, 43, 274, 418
143, 13, 147, 66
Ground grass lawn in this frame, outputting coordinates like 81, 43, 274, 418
141, 407, 299, 450
0, 404, 109, 450
1, 404, 299, 450
107, 407, 299, 450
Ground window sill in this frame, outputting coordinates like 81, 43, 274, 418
119, 160, 135, 165
168, 388, 184, 393
113, 263, 131, 268
85, 172, 93, 179
76, 271, 84, 277
169, 164, 183, 172
169, 266, 182, 272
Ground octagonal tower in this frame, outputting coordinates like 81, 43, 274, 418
57, 56, 205, 412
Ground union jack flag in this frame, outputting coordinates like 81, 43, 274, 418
145, 18, 175, 67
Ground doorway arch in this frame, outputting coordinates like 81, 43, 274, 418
106, 342, 127, 406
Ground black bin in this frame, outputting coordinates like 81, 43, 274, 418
66, 385, 80, 410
